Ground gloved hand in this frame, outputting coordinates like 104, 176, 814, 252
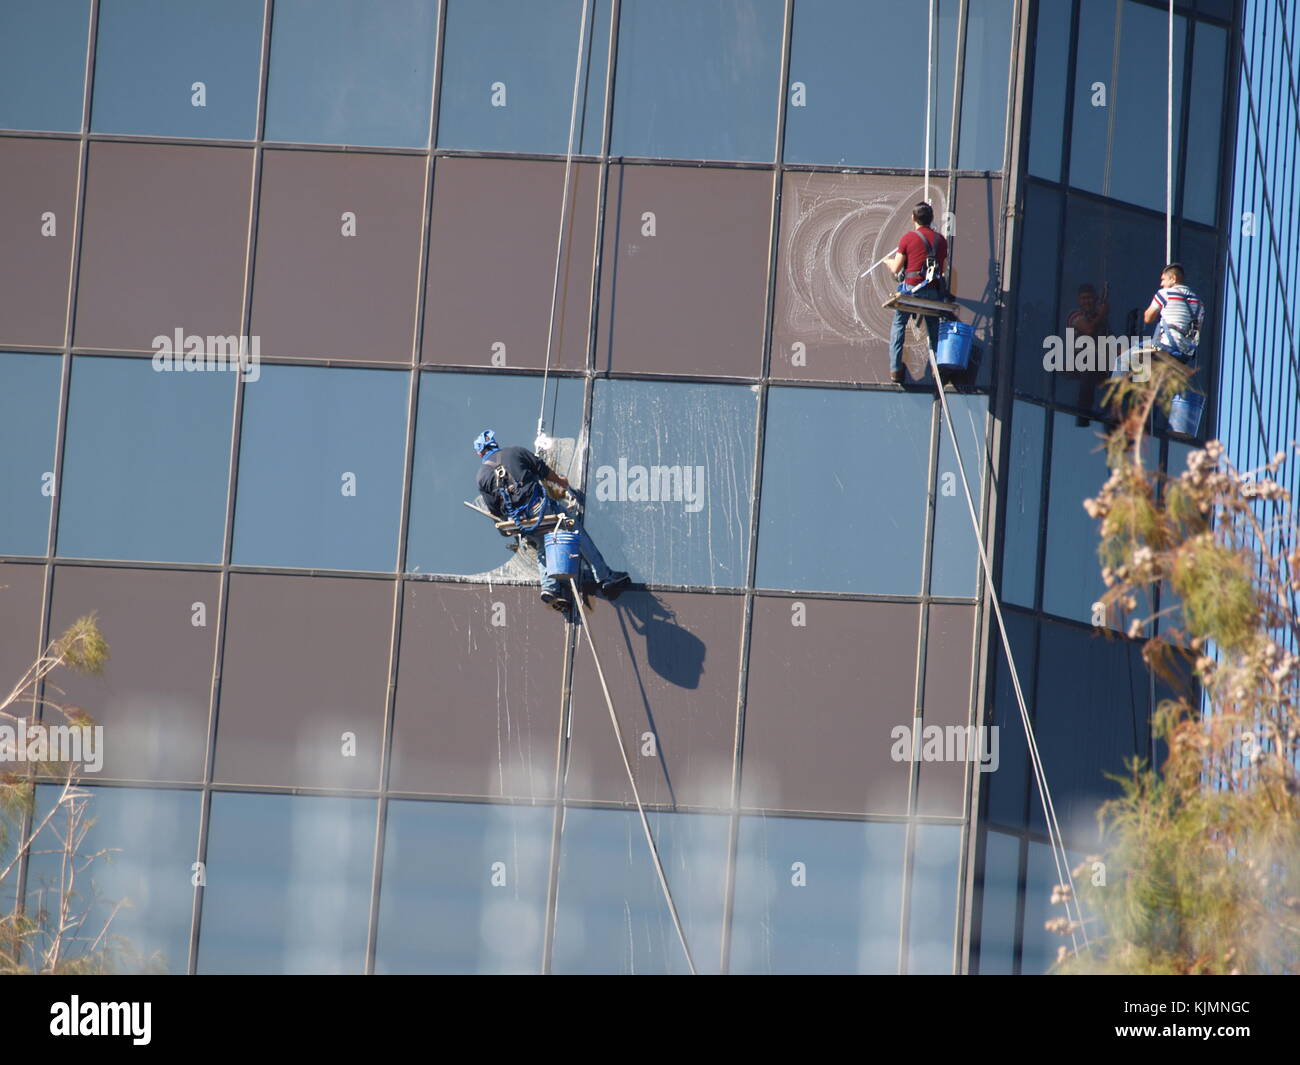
565, 484, 586, 517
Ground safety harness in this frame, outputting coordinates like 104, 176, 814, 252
483, 453, 546, 534
904, 227, 946, 295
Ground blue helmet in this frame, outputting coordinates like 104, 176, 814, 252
473, 429, 499, 456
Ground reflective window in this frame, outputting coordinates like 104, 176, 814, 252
0, 139, 78, 347
785, 0, 956, 168
374, 800, 551, 974
758, 388, 931, 595
390, 584, 564, 800
1030, 618, 1148, 840
198, 793, 375, 974
90, 0, 263, 139
215, 574, 392, 791
1183, 23, 1228, 224
1070, 0, 1187, 213
566, 591, 742, 809
0, 354, 60, 556
406, 372, 585, 577
422, 157, 598, 371
1001, 400, 1046, 607
958, 0, 1015, 171
983, 606, 1036, 831
743, 597, 918, 816
731, 815, 905, 974
437, 0, 609, 154
232, 365, 408, 572
74, 142, 252, 352
48, 566, 219, 783
771, 172, 955, 385
58, 356, 233, 564
0, 563, 45, 697
263, 0, 438, 147
975, 829, 1021, 974
612, 0, 783, 162
26, 785, 200, 973
598, 164, 770, 377
1014, 182, 1061, 400
931, 393, 988, 598
251, 150, 426, 361
1021, 840, 1085, 974
585, 378, 756, 588
917, 605, 976, 816
908, 823, 961, 974
0, 0, 89, 132
1026, 0, 1072, 180
951, 176, 1003, 389
552, 807, 727, 974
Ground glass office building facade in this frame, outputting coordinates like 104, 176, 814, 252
0, 0, 1239, 974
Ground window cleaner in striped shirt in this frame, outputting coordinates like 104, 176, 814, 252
1143, 263, 1204, 362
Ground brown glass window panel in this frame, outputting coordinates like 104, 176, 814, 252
74, 142, 252, 352
251, 150, 426, 362
915, 604, 977, 817
0, 139, 78, 347
597, 164, 770, 378
422, 157, 597, 370
389, 582, 565, 800
565, 591, 743, 809
771, 172, 949, 384
47, 566, 219, 783
0, 563, 46, 706
742, 596, 918, 816
950, 177, 1001, 388
214, 573, 392, 790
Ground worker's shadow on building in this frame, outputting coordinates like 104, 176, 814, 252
610, 592, 706, 691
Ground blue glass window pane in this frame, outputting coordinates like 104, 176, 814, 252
1021, 840, 1085, 973
375, 800, 551, 974
552, 807, 727, 975
1026, 0, 1072, 180
785, 0, 957, 168
90, 0, 263, 139
0, 354, 60, 556
931, 393, 988, 597
26, 785, 200, 973
198, 793, 375, 974
758, 388, 931, 595
0, 1, 89, 132
1001, 400, 1046, 607
958, 0, 1014, 171
437, 0, 609, 154
232, 365, 408, 572
907, 823, 961, 973
975, 829, 1021, 974
984, 607, 1035, 831
263, 0, 438, 147
731, 815, 906, 974
611, 0, 783, 162
1014, 182, 1061, 400
406, 372, 584, 577
58, 356, 233, 564
1184, 24, 1226, 223
586, 379, 756, 588
1069, 0, 1187, 212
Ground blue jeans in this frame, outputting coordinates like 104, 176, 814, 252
890, 282, 941, 373
521, 495, 614, 596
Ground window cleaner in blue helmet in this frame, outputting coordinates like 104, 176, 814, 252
474, 429, 630, 613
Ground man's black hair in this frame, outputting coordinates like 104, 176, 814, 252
1162, 262, 1186, 283
912, 202, 934, 226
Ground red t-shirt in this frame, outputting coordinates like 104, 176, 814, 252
897, 226, 948, 282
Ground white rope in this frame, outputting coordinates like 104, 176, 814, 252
926, 352, 1089, 954
925, 0, 936, 201
538, 0, 591, 446
1166, 0, 1174, 262
570, 581, 698, 974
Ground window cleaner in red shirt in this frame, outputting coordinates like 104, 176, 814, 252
881, 202, 949, 384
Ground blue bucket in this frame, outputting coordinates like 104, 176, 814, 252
936, 320, 974, 370
544, 529, 581, 578
1169, 392, 1204, 436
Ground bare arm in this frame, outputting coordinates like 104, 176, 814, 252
1143, 298, 1161, 325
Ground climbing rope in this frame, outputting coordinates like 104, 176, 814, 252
1166, 0, 1174, 262
537, 0, 592, 451
570, 582, 698, 974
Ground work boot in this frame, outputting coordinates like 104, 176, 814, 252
600, 572, 631, 600
540, 591, 571, 614
890, 367, 906, 384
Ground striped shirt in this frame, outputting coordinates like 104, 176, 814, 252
1152, 284, 1204, 356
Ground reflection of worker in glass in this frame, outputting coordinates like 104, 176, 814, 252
882, 202, 949, 384
1066, 282, 1110, 426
